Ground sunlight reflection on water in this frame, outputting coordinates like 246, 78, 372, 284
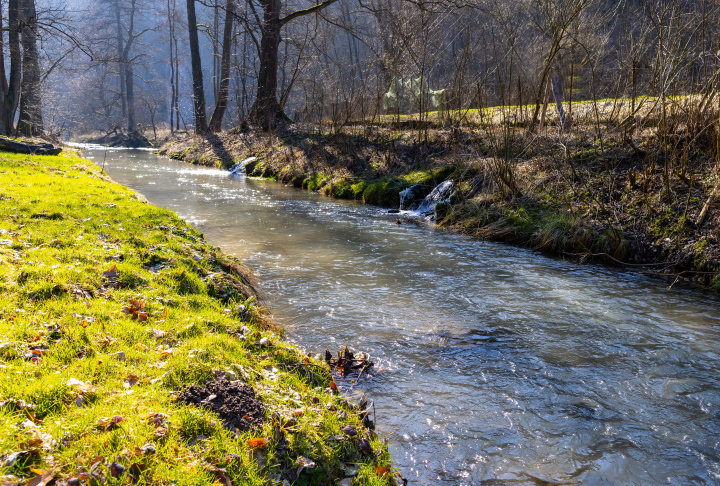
98, 147, 720, 485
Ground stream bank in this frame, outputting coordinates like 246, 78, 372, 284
97, 146, 720, 485
160, 123, 720, 291
0, 150, 394, 485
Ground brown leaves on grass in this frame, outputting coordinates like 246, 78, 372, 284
374, 466, 391, 478
25, 470, 55, 486
124, 375, 140, 388
102, 265, 120, 289
246, 438, 266, 449
122, 299, 146, 321
358, 438, 372, 456
98, 415, 123, 432
67, 378, 97, 394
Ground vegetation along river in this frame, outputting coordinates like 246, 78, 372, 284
90, 146, 720, 485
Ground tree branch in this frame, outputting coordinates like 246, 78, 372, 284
279, 0, 341, 27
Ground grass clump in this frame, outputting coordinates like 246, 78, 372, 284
0, 151, 395, 485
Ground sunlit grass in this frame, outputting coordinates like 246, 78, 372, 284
0, 151, 394, 485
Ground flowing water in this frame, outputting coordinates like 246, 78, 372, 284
90, 146, 720, 485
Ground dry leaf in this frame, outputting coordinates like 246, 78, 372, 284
124, 375, 140, 388
358, 438, 372, 456
246, 438, 266, 449
374, 466, 391, 478
67, 378, 97, 394
98, 415, 123, 431
134, 343, 148, 352
25, 470, 54, 486
103, 265, 118, 280
329, 382, 338, 392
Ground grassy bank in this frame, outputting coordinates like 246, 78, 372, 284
160, 107, 720, 291
0, 151, 395, 485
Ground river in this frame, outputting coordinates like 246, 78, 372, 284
89, 146, 720, 485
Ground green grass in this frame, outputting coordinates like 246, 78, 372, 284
0, 151, 394, 485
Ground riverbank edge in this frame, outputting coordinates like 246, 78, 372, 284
0, 150, 395, 485
159, 129, 720, 293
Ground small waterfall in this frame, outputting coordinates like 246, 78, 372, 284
229, 156, 257, 176
399, 184, 421, 211
415, 180, 455, 215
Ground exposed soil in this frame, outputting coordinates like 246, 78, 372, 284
178, 379, 265, 432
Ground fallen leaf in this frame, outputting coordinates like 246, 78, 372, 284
358, 438, 372, 456
137, 312, 148, 322
133, 444, 156, 455
124, 375, 140, 388
98, 415, 123, 431
25, 470, 54, 486
134, 343, 148, 352
109, 462, 125, 478
329, 382, 338, 392
246, 438, 266, 449
67, 378, 97, 394
103, 265, 118, 280
147, 412, 168, 427
296, 456, 316, 476
374, 466, 391, 478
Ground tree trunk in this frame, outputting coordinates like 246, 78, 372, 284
17, 0, 43, 137
115, 0, 127, 124
0, 0, 22, 135
167, 0, 175, 132
250, 0, 285, 129
186, 0, 207, 134
551, 75, 567, 131
249, 0, 339, 130
208, 0, 234, 132
125, 64, 136, 133
539, 78, 551, 129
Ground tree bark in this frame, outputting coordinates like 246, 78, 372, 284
125, 64, 136, 133
167, 0, 175, 132
115, 0, 127, 124
250, 0, 284, 129
208, 0, 234, 132
0, 0, 22, 135
17, 0, 44, 136
249, 0, 340, 130
186, 0, 208, 134
551, 75, 567, 131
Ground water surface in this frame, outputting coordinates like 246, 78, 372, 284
94, 147, 720, 485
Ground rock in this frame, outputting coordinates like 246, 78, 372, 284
225, 370, 237, 381
258, 337, 272, 347
342, 425, 357, 437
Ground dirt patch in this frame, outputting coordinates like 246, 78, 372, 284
178, 380, 265, 432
